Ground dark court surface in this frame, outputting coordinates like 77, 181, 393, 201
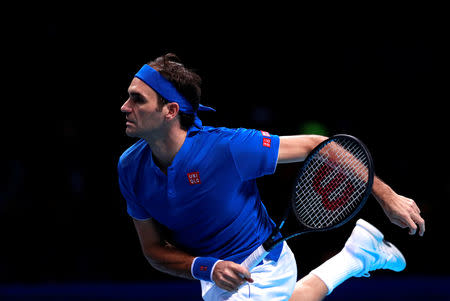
1, 276, 449, 301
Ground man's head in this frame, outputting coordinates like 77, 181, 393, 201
148, 53, 202, 131
121, 53, 203, 138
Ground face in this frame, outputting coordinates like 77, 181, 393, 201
121, 78, 167, 138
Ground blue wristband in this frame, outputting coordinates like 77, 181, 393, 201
191, 257, 220, 282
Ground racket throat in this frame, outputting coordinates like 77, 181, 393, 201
262, 228, 282, 251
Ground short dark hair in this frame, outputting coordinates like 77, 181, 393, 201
147, 53, 201, 131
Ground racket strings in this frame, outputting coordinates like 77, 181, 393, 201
305, 147, 367, 224
301, 144, 367, 226
294, 139, 370, 229
296, 168, 362, 227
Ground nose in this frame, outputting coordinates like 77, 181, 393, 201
121, 98, 132, 113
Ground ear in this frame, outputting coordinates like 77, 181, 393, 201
165, 102, 180, 121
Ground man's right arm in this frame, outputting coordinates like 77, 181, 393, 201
132, 218, 253, 291
133, 218, 195, 279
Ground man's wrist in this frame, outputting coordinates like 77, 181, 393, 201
191, 257, 222, 282
372, 176, 394, 203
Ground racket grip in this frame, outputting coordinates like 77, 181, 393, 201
240, 245, 270, 271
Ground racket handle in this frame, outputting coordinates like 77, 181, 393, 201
241, 245, 270, 271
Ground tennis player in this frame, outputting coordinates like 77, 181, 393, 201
118, 53, 425, 300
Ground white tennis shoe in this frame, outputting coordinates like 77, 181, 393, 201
344, 219, 406, 277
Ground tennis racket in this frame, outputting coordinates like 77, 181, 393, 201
241, 134, 374, 271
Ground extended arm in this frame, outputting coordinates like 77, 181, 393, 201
277, 135, 327, 164
278, 135, 425, 236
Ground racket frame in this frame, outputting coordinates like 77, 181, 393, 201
264, 134, 374, 252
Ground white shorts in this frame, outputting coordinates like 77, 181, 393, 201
201, 242, 297, 301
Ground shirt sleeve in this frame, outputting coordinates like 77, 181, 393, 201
117, 158, 152, 221
228, 128, 280, 181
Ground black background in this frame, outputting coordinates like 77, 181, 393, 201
1, 3, 447, 285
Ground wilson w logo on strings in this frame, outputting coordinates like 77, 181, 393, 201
312, 163, 356, 211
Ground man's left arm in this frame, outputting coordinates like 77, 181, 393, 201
278, 135, 425, 236
371, 177, 425, 236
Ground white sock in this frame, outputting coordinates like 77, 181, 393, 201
310, 248, 363, 295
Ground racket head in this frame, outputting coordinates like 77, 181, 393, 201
291, 134, 374, 231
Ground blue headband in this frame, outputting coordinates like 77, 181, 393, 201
135, 64, 215, 128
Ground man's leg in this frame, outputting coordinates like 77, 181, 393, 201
289, 273, 328, 301
289, 219, 406, 301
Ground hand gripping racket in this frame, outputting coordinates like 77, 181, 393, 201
241, 134, 374, 271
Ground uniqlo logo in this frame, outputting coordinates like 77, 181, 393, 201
200, 265, 208, 271
261, 131, 271, 137
263, 138, 271, 148
187, 172, 201, 185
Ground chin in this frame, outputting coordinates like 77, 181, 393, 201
126, 127, 148, 139
125, 128, 138, 138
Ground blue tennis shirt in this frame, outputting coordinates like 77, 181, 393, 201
118, 126, 282, 264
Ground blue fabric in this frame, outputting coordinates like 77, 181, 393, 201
118, 126, 282, 264
134, 65, 215, 128
192, 257, 218, 282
